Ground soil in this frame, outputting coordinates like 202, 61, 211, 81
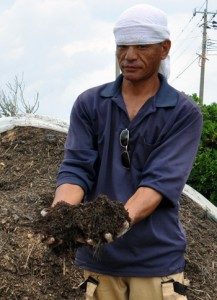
35, 195, 131, 255
0, 126, 217, 300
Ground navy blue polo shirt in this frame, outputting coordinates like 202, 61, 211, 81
57, 74, 202, 276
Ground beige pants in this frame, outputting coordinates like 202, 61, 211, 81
84, 270, 189, 300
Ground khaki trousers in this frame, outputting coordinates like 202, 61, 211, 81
84, 270, 189, 300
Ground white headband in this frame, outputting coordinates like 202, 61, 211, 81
113, 4, 171, 78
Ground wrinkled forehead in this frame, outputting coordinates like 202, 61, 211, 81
113, 4, 170, 45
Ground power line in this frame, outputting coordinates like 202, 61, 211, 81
172, 16, 195, 45
171, 15, 202, 59
170, 56, 199, 83
171, 34, 201, 62
171, 1, 217, 102
172, 0, 207, 45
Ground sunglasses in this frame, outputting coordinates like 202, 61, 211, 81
120, 128, 130, 169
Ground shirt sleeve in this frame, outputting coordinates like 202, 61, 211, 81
56, 95, 98, 194
138, 101, 203, 206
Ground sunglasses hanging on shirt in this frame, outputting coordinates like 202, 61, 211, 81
120, 128, 130, 169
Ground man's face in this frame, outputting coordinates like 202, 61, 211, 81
116, 40, 171, 82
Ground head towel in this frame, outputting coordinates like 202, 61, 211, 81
113, 4, 171, 78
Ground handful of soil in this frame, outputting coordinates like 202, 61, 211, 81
35, 195, 131, 254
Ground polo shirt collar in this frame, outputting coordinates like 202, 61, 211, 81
100, 74, 178, 107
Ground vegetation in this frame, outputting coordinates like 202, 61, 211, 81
188, 94, 217, 206
0, 75, 39, 117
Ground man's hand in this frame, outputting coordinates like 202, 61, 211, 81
104, 220, 130, 243
65, 219, 130, 246
40, 208, 63, 247
38, 196, 131, 253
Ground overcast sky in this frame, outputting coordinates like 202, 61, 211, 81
0, 0, 217, 121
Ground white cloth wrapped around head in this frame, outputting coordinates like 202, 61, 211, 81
113, 4, 171, 79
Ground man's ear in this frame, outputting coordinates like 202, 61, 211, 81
161, 39, 171, 60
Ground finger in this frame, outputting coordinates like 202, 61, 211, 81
41, 236, 56, 245
76, 237, 94, 245
116, 221, 130, 238
42, 236, 63, 247
76, 237, 86, 244
86, 238, 94, 246
104, 233, 114, 243
123, 220, 130, 230
47, 237, 56, 245
40, 208, 50, 217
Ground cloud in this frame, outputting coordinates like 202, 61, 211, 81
62, 39, 114, 58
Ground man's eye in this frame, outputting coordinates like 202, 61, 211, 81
117, 45, 127, 49
137, 45, 150, 49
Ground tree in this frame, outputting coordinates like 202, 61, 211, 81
0, 75, 39, 117
187, 100, 217, 206
191, 93, 203, 105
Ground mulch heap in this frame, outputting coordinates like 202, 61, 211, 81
0, 125, 217, 300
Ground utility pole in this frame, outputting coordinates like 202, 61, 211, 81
193, 0, 216, 103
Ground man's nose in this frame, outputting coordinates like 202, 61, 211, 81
125, 46, 137, 60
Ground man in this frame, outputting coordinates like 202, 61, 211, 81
52, 4, 203, 300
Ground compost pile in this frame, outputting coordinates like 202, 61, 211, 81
0, 126, 217, 300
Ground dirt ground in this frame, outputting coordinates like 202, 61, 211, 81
0, 126, 217, 300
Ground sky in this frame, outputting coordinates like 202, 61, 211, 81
0, 0, 217, 121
